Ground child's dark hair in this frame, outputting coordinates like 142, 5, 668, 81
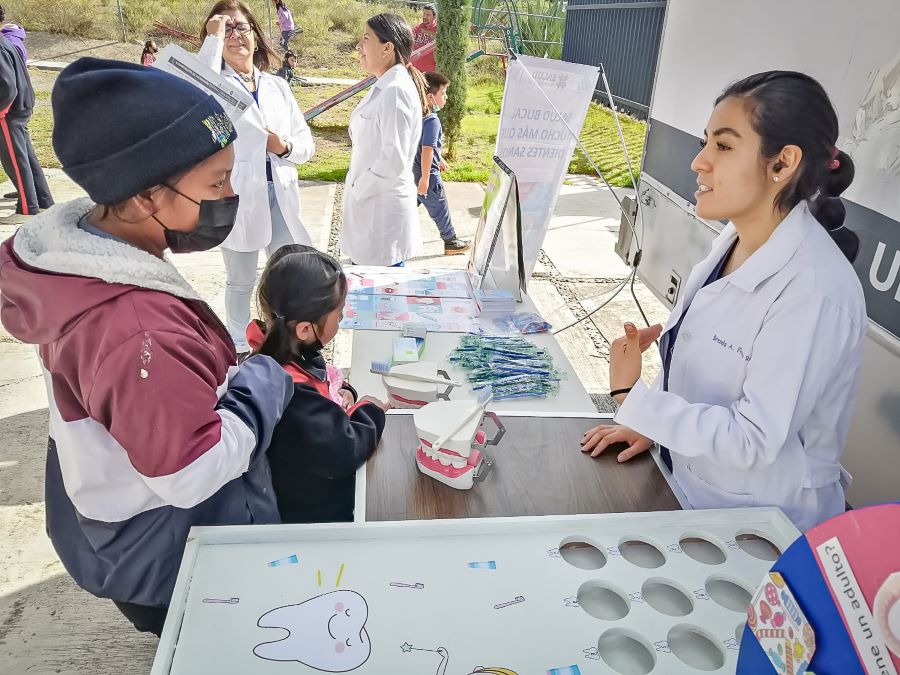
423, 4, 437, 14
367, 13, 429, 116
255, 244, 347, 364
143, 40, 158, 53
424, 71, 449, 95
717, 71, 858, 262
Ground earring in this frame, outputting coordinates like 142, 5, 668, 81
254, 44, 259, 52
773, 176, 780, 182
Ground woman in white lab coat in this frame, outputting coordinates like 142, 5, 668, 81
581, 72, 868, 532
341, 13, 427, 266
198, 1, 315, 355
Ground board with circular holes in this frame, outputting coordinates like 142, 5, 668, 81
152, 509, 798, 675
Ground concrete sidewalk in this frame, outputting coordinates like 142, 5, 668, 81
0, 173, 668, 673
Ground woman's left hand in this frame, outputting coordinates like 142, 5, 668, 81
609, 322, 662, 399
265, 129, 287, 155
580, 424, 653, 461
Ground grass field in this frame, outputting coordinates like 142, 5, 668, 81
18, 78, 645, 187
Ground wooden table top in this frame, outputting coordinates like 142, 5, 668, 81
365, 413, 681, 522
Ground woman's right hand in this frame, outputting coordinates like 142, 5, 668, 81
206, 14, 229, 39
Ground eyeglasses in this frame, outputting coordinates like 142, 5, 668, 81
225, 23, 252, 37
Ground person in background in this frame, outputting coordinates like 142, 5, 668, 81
341, 13, 426, 267
275, 49, 299, 85
141, 40, 158, 66
581, 71, 867, 533
0, 31, 53, 216
0, 58, 295, 637
0, 5, 26, 63
198, 0, 315, 359
274, 0, 299, 51
414, 71, 470, 254
248, 244, 386, 523
411, 4, 437, 73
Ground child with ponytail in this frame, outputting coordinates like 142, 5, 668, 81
248, 244, 387, 523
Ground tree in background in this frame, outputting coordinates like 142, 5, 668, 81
435, 0, 468, 155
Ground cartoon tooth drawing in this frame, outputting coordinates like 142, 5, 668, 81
254, 590, 371, 672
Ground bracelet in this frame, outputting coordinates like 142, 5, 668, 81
609, 387, 632, 398
277, 141, 292, 158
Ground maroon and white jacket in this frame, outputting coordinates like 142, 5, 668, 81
0, 198, 293, 607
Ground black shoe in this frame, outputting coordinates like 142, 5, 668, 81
3, 191, 16, 199
443, 237, 471, 255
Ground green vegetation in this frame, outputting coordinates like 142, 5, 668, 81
435, 0, 470, 153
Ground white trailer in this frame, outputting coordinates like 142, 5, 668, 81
616, 0, 900, 508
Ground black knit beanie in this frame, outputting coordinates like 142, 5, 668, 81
52, 57, 238, 205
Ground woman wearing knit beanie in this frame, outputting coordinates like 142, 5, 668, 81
197, 0, 316, 358
0, 59, 295, 637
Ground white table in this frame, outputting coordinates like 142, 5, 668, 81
346, 293, 596, 413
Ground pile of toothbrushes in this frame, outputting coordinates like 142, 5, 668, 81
449, 335, 560, 400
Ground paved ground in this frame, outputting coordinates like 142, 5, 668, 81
0, 167, 669, 673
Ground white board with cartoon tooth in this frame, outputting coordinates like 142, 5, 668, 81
152, 509, 800, 675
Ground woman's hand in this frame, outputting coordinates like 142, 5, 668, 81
609, 322, 662, 402
265, 129, 287, 155
206, 14, 229, 39
580, 424, 653, 462
417, 176, 430, 197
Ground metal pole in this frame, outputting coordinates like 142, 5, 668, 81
266, 1, 273, 42
115, 0, 127, 43
599, 63, 639, 194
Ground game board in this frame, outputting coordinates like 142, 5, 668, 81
345, 267, 472, 299
341, 294, 479, 333
152, 509, 800, 675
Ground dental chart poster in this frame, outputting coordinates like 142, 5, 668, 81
738, 503, 900, 674
340, 294, 478, 333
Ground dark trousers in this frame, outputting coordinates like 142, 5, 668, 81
414, 170, 456, 241
113, 600, 168, 638
0, 111, 53, 215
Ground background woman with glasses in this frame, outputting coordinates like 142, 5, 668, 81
198, 0, 316, 358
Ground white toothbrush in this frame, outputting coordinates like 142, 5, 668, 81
370, 360, 462, 387
430, 386, 493, 453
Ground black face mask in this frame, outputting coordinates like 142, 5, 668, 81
154, 185, 239, 253
296, 324, 324, 361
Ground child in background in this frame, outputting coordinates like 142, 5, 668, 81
274, 0, 297, 51
140, 40, 158, 66
276, 50, 298, 84
248, 244, 387, 523
414, 71, 470, 255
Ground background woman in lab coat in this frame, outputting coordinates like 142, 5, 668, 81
341, 13, 427, 266
581, 72, 867, 532
199, 1, 315, 356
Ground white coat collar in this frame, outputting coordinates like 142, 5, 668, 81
704, 201, 814, 294
12, 198, 200, 300
374, 63, 407, 91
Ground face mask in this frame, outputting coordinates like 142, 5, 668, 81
155, 185, 239, 253
296, 323, 324, 361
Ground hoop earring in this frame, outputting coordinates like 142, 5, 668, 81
254, 44, 259, 52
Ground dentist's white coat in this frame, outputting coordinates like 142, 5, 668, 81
197, 36, 315, 252
341, 64, 422, 265
615, 203, 867, 532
